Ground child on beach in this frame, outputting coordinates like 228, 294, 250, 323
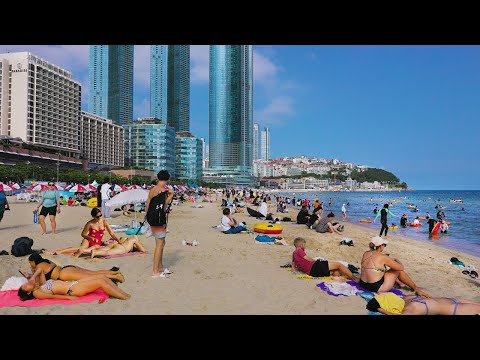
292, 237, 357, 282
220, 208, 246, 234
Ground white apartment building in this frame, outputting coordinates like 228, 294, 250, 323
253, 160, 274, 177
80, 111, 124, 167
0, 52, 81, 157
260, 126, 270, 161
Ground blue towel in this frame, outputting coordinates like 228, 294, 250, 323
255, 235, 275, 243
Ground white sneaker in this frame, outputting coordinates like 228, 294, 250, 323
163, 268, 173, 274
192, 240, 199, 246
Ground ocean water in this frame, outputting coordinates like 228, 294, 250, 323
275, 190, 480, 258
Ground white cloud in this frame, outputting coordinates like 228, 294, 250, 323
256, 96, 295, 126
191, 45, 209, 84
134, 45, 150, 90
134, 97, 150, 119
254, 50, 280, 83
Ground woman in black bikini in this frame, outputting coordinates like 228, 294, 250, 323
359, 236, 430, 297
25, 253, 125, 283
18, 267, 130, 301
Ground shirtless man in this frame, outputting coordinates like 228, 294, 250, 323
90, 235, 146, 259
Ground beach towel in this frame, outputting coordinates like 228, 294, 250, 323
316, 280, 405, 297
0, 289, 109, 308
283, 266, 335, 281
109, 225, 129, 232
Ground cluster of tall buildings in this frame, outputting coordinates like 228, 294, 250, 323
0, 45, 257, 185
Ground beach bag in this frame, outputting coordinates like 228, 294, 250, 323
146, 191, 168, 226
282, 217, 292, 222
11, 237, 34, 257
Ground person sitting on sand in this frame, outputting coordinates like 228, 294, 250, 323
292, 237, 357, 282
24, 253, 125, 283
296, 205, 310, 225
315, 212, 343, 234
90, 235, 146, 258
56, 208, 121, 257
366, 292, 480, 315
18, 267, 130, 301
220, 208, 246, 234
359, 236, 430, 297
306, 206, 322, 229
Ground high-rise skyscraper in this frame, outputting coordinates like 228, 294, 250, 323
150, 45, 190, 132
261, 126, 270, 161
208, 45, 253, 186
89, 45, 134, 125
253, 123, 260, 160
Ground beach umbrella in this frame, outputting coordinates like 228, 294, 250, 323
105, 189, 150, 223
87, 184, 97, 191
128, 184, 141, 190
0, 183, 14, 191
11, 183, 21, 190
112, 184, 127, 192
91, 180, 99, 187
26, 184, 49, 192
69, 184, 88, 193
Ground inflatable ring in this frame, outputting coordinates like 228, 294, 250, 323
388, 225, 398, 230
254, 223, 283, 234
359, 219, 372, 223
409, 223, 422, 227
86, 198, 98, 208
417, 217, 426, 220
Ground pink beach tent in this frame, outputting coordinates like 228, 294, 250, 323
0, 183, 14, 191
68, 184, 88, 193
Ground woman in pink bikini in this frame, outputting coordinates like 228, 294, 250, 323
56, 208, 121, 257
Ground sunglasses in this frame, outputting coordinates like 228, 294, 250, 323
96, 214, 102, 218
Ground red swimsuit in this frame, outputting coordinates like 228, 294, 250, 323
87, 221, 105, 247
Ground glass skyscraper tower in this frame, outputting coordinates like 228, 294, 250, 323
88, 45, 134, 125
150, 45, 190, 132
208, 45, 253, 185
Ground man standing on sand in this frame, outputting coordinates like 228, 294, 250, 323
341, 203, 347, 220
145, 170, 174, 278
0, 190, 10, 225
100, 177, 112, 219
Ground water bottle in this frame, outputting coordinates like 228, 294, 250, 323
33, 210, 38, 224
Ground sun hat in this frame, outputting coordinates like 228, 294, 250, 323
371, 236, 388, 247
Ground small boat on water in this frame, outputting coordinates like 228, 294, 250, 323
450, 199, 464, 204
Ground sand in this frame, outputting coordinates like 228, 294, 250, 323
1, 197, 479, 315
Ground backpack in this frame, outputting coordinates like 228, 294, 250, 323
11, 237, 34, 257
146, 191, 168, 226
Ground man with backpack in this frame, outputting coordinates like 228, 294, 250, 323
145, 170, 174, 278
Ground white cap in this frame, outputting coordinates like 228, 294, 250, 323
371, 236, 388, 247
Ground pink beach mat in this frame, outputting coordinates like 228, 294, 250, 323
0, 289, 109, 308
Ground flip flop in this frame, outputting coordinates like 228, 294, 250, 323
163, 268, 173, 274
151, 272, 169, 278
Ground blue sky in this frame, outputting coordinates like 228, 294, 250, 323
1, 45, 479, 190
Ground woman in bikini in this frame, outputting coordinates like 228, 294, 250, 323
18, 267, 130, 301
359, 236, 430, 297
25, 253, 125, 283
368, 293, 480, 315
55, 208, 121, 257
90, 235, 146, 259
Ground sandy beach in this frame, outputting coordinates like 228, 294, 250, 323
1, 197, 479, 315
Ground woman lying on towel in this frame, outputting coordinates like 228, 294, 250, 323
24, 253, 125, 283
367, 292, 480, 315
89, 235, 146, 259
359, 236, 430, 297
18, 267, 130, 301
54, 208, 121, 257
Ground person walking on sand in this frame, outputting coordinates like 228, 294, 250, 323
374, 203, 397, 237
100, 177, 112, 219
34, 182, 61, 235
145, 170, 174, 278
341, 203, 347, 221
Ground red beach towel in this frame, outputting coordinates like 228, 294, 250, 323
0, 289, 109, 308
